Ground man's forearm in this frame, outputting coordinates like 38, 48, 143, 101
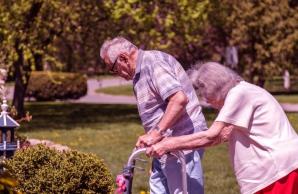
137, 92, 188, 148
157, 91, 188, 132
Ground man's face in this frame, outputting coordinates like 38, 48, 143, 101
104, 53, 134, 80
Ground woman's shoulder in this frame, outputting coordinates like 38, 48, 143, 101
227, 81, 268, 102
233, 81, 266, 93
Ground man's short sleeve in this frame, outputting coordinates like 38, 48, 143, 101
215, 86, 255, 129
150, 61, 183, 101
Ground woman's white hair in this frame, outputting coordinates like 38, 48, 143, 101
100, 37, 137, 63
188, 62, 243, 102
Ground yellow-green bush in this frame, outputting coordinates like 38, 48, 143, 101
6, 145, 113, 194
0, 171, 21, 194
26, 71, 87, 101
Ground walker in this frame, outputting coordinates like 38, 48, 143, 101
116, 148, 188, 194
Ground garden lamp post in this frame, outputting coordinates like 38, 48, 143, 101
0, 69, 20, 158
0, 99, 20, 158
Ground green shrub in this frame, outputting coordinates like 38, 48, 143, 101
26, 71, 87, 101
6, 145, 113, 194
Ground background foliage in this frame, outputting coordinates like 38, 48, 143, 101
0, 0, 298, 115
104, 0, 210, 67
222, 0, 298, 85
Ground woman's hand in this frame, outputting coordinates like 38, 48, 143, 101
146, 137, 173, 158
214, 125, 233, 144
145, 122, 235, 157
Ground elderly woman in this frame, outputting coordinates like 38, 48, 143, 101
146, 62, 298, 194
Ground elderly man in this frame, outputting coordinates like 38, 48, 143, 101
100, 37, 207, 194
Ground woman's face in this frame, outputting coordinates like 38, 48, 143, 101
206, 97, 224, 109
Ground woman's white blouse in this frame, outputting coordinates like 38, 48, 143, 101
215, 81, 298, 194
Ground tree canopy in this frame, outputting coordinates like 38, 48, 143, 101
222, 0, 298, 85
0, 0, 298, 115
104, 0, 210, 67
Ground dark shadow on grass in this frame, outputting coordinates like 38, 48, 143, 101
202, 107, 217, 121
19, 102, 141, 132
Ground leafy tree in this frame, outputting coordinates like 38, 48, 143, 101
221, 0, 298, 85
104, 0, 209, 66
0, 0, 70, 117
52, 0, 111, 73
0, 0, 110, 116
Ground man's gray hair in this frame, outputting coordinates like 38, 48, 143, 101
100, 37, 137, 63
188, 62, 243, 102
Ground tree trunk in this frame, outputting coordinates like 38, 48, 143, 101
12, 43, 29, 118
12, 71, 27, 118
12, 2, 42, 118
34, 53, 43, 71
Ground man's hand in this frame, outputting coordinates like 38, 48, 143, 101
146, 137, 173, 158
136, 129, 163, 148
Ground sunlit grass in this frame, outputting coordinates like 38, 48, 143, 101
96, 85, 134, 96
274, 94, 298, 104
17, 102, 298, 194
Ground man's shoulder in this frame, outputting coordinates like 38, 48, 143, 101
144, 50, 174, 60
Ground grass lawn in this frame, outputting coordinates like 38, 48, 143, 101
88, 74, 115, 80
96, 85, 134, 96
274, 94, 298, 104
17, 102, 298, 194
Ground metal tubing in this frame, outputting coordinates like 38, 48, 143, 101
170, 151, 188, 194
124, 148, 188, 194
124, 148, 146, 194
126, 148, 147, 166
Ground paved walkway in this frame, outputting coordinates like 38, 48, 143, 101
71, 78, 136, 104
6, 77, 298, 112
280, 103, 298, 112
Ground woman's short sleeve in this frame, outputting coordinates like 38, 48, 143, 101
215, 86, 255, 129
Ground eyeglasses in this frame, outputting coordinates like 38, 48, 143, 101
109, 56, 118, 73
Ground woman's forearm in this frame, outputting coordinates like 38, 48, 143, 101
164, 122, 233, 149
147, 121, 232, 158
164, 131, 219, 151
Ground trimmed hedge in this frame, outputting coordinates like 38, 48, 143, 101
6, 145, 113, 194
26, 71, 87, 101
